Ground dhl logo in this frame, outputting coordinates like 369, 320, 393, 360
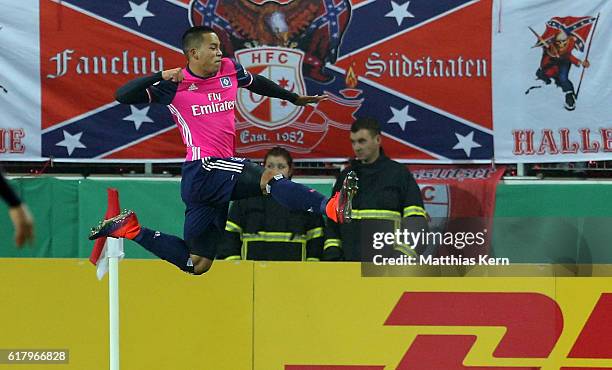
287, 292, 612, 369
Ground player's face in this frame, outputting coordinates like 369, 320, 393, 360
265, 155, 292, 178
350, 129, 381, 164
192, 32, 223, 74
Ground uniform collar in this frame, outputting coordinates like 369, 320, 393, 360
186, 64, 218, 80
350, 148, 388, 168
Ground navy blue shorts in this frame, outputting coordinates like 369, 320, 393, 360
181, 157, 264, 259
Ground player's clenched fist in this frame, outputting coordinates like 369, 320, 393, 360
162, 68, 184, 82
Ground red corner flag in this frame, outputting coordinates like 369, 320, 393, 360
89, 188, 121, 279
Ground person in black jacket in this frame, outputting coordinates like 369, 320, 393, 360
218, 147, 324, 261
323, 118, 427, 261
1, 171, 34, 247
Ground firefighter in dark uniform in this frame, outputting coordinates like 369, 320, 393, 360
218, 147, 324, 261
323, 118, 427, 261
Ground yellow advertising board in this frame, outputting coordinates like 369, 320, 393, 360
255, 263, 612, 370
0, 259, 611, 369
0, 259, 253, 370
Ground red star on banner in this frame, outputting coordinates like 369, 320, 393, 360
278, 77, 290, 89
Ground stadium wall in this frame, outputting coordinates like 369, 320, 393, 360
1, 177, 611, 263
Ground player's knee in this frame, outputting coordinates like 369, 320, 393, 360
259, 169, 275, 190
260, 170, 285, 194
193, 265, 210, 275
191, 255, 213, 275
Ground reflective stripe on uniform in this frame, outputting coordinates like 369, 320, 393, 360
403, 205, 427, 218
352, 209, 401, 221
324, 238, 342, 250
393, 244, 418, 258
225, 220, 242, 233
240, 232, 309, 261
242, 232, 306, 243
306, 227, 323, 240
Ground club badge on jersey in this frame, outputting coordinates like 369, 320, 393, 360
220, 77, 232, 88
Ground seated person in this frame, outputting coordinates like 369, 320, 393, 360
218, 147, 324, 261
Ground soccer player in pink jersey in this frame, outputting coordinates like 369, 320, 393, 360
89, 26, 357, 275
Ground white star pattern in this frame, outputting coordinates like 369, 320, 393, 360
387, 104, 417, 131
123, 105, 153, 130
123, 1, 154, 27
452, 131, 482, 157
385, 0, 415, 26
56, 130, 86, 156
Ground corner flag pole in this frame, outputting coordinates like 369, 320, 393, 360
107, 237, 123, 370
89, 188, 122, 369
576, 13, 600, 99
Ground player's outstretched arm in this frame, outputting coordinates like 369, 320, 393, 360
9, 204, 34, 248
0, 173, 35, 248
293, 94, 327, 106
115, 68, 184, 104
245, 74, 327, 106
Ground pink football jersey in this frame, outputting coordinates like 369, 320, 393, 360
148, 58, 252, 160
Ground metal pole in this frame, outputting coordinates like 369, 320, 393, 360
108, 238, 123, 370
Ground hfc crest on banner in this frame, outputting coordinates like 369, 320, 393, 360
236, 47, 306, 129
233, 46, 363, 154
